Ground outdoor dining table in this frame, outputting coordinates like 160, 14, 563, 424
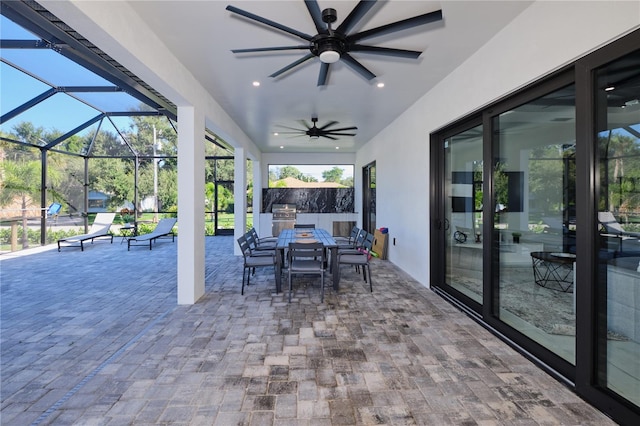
274, 228, 339, 293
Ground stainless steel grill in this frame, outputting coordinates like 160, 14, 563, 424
272, 204, 296, 236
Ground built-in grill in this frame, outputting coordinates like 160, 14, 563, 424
271, 204, 296, 236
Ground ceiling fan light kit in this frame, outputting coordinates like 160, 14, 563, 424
226, 0, 443, 86
319, 50, 340, 64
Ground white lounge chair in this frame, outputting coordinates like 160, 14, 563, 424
57, 212, 115, 251
127, 218, 177, 250
599, 211, 640, 238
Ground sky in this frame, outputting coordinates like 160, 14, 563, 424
0, 15, 143, 138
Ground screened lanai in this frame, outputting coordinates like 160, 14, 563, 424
0, 5, 236, 253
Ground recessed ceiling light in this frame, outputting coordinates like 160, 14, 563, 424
335, 146, 339, 150
605, 85, 615, 91
252, 81, 260, 87
280, 145, 284, 149
377, 82, 385, 88
273, 132, 279, 136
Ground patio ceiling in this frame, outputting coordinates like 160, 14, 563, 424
2, 1, 535, 155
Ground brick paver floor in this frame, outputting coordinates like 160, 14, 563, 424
1, 236, 615, 425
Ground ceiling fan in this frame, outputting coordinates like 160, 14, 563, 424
226, 0, 443, 86
276, 117, 357, 140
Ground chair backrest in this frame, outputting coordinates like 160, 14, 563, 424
245, 230, 260, 251
598, 211, 626, 234
237, 235, 251, 257
153, 217, 177, 234
249, 227, 264, 243
348, 226, 360, 242
47, 202, 62, 216
294, 224, 315, 229
88, 212, 116, 234
353, 229, 366, 247
362, 232, 374, 251
288, 242, 325, 264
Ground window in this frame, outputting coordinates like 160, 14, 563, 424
268, 165, 354, 188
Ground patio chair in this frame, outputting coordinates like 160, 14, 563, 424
288, 241, 326, 303
57, 212, 115, 251
294, 224, 315, 229
127, 217, 177, 250
237, 235, 277, 295
338, 231, 374, 292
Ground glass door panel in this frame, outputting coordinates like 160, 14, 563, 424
492, 85, 576, 363
595, 49, 640, 407
444, 125, 483, 303
363, 162, 376, 233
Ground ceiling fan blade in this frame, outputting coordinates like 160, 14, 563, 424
320, 134, 339, 140
350, 45, 422, 59
277, 131, 307, 135
318, 120, 339, 130
340, 53, 376, 81
226, 5, 314, 41
269, 53, 315, 78
348, 9, 443, 43
325, 132, 357, 136
317, 62, 330, 86
304, 0, 326, 33
232, 45, 309, 53
336, 0, 377, 35
324, 126, 358, 132
298, 119, 312, 129
275, 124, 307, 132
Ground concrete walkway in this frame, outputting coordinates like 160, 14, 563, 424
1, 236, 614, 425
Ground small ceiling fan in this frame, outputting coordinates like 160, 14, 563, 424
226, 0, 443, 86
276, 117, 357, 140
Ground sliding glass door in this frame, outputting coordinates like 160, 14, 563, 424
443, 125, 483, 304
431, 30, 640, 423
492, 84, 577, 364
594, 48, 640, 408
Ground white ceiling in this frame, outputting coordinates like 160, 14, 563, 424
126, 1, 533, 153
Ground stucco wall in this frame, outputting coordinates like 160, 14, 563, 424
356, 1, 640, 286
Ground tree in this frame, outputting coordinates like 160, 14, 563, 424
278, 165, 304, 180
0, 159, 41, 248
322, 166, 344, 183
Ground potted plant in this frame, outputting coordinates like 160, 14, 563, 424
512, 232, 521, 244
119, 208, 132, 223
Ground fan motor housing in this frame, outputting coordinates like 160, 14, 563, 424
322, 8, 337, 24
311, 33, 346, 58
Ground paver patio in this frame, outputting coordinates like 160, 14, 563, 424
0, 236, 615, 425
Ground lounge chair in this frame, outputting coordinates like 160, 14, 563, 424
57, 212, 115, 251
598, 211, 640, 238
127, 218, 177, 250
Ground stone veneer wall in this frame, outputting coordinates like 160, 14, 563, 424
262, 188, 354, 213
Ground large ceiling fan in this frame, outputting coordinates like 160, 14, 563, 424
226, 0, 443, 86
277, 117, 357, 140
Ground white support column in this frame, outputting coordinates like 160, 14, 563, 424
252, 159, 262, 235
177, 105, 205, 304
234, 147, 247, 255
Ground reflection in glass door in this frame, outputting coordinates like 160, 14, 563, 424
444, 125, 483, 303
493, 85, 576, 364
595, 49, 640, 407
